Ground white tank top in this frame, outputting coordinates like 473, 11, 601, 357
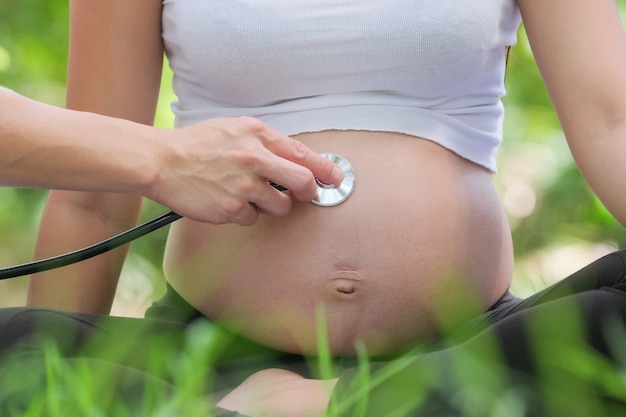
162, 0, 521, 171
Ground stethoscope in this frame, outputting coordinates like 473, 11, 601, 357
0, 153, 355, 281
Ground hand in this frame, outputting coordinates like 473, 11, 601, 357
217, 368, 338, 417
150, 117, 345, 225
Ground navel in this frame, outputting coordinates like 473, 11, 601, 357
325, 271, 363, 299
332, 279, 356, 294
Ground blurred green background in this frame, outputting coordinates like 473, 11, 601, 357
1, 1, 625, 316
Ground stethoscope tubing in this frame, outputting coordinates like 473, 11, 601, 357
0, 211, 182, 280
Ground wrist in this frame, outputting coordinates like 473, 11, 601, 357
139, 126, 178, 205
88, 115, 166, 199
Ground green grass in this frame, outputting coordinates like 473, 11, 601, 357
1, 309, 626, 417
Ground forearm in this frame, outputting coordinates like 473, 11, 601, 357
23, 0, 166, 313
568, 120, 626, 228
0, 87, 162, 195
26, 190, 142, 313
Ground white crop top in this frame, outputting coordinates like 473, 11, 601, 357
162, 0, 521, 172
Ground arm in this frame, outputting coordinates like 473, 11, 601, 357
519, 0, 626, 226
0, 88, 343, 223
26, 0, 165, 313
0, 86, 162, 194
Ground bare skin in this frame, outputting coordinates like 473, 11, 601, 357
0, 88, 342, 223
25, 0, 626, 414
166, 130, 514, 356
217, 369, 337, 417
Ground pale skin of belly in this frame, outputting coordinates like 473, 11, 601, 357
164, 130, 514, 357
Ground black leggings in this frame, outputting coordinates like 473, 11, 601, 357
2, 250, 626, 416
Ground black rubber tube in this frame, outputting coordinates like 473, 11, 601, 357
0, 211, 182, 280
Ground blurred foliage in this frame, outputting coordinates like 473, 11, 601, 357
0, 1, 626, 309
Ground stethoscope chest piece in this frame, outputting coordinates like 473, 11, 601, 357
312, 153, 355, 207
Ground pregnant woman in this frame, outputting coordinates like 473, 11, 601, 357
4, 0, 626, 415
30, 0, 516, 356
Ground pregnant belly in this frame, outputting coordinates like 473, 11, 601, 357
164, 131, 514, 356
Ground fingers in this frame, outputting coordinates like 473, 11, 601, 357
252, 123, 345, 202
279, 138, 345, 188
250, 182, 293, 217
218, 182, 292, 225
230, 202, 260, 226
219, 177, 294, 225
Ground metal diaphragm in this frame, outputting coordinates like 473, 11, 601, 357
312, 153, 355, 207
